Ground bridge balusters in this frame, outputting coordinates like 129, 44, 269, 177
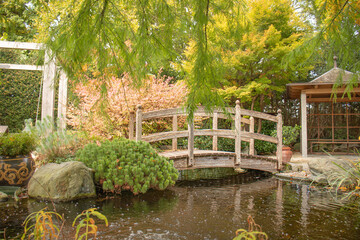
129, 111, 135, 140
212, 111, 218, 151
235, 100, 242, 165
172, 115, 178, 151
276, 109, 283, 170
188, 118, 195, 167
136, 105, 143, 141
249, 117, 255, 155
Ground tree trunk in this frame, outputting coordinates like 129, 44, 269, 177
257, 94, 265, 133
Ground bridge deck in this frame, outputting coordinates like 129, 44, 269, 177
159, 150, 278, 173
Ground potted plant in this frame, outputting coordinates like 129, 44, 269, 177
281, 125, 301, 163
271, 125, 300, 163
0, 132, 37, 186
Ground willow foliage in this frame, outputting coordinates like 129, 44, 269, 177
36, 0, 244, 118
289, 0, 360, 82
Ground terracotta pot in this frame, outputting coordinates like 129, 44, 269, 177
0, 156, 35, 186
282, 147, 293, 163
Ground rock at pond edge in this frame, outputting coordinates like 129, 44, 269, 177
308, 158, 357, 184
28, 161, 96, 202
0, 191, 8, 202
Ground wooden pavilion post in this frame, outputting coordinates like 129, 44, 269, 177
135, 105, 142, 141
188, 118, 195, 167
276, 110, 283, 170
235, 100, 242, 165
301, 91, 308, 157
212, 110, 218, 151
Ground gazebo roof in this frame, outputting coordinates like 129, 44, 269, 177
286, 58, 359, 101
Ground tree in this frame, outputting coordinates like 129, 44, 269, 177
35, 0, 245, 117
0, 0, 37, 41
290, 0, 360, 83
214, 0, 313, 112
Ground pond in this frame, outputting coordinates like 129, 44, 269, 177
1, 171, 360, 239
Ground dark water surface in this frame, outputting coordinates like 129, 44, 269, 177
1, 171, 360, 240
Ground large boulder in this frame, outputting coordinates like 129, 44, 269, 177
28, 161, 96, 201
0, 191, 8, 202
308, 158, 357, 184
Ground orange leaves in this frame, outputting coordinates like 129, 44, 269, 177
67, 73, 187, 138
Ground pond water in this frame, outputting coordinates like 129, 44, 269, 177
1, 171, 360, 240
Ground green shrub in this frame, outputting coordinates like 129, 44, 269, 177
24, 118, 82, 165
254, 121, 277, 155
0, 132, 36, 157
271, 125, 301, 147
76, 138, 179, 194
254, 140, 276, 155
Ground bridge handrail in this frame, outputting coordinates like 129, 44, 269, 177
141, 106, 276, 123
142, 129, 278, 144
141, 106, 251, 124
130, 100, 282, 170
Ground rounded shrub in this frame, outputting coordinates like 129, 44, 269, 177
75, 138, 179, 194
0, 132, 36, 157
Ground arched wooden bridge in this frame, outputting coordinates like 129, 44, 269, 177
129, 101, 283, 173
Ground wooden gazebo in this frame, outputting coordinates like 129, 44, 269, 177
287, 58, 360, 157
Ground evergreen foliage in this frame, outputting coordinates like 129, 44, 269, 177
24, 117, 81, 165
76, 138, 179, 194
289, 0, 360, 86
0, 132, 36, 157
35, 0, 244, 117
0, 0, 37, 41
0, 50, 42, 132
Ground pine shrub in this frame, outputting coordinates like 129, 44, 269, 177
76, 138, 179, 194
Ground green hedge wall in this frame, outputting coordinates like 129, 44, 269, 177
0, 50, 42, 132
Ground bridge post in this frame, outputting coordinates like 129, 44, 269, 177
136, 105, 142, 141
235, 100, 242, 165
212, 110, 218, 151
129, 111, 135, 140
188, 118, 195, 167
249, 117, 255, 155
172, 115, 178, 151
276, 110, 283, 170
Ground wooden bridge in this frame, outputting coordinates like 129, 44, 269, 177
129, 101, 283, 173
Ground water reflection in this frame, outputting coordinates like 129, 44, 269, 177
1, 172, 360, 240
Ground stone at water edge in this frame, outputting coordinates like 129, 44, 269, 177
0, 191, 8, 202
308, 158, 357, 184
27, 161, 96, 202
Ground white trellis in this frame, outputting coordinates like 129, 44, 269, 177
0, 41, 68, 129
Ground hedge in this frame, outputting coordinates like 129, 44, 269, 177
0, 50, 42, 132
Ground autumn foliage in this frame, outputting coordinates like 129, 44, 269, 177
67, 74, 187, 138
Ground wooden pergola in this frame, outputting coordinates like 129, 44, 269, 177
287, 58, 360, 157
0, 41, 68, 129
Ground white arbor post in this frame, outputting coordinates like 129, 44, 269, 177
301, 92, 308, 157
41, 49, 56, 121
57, 69, 68, 130
0, 41, 69, 130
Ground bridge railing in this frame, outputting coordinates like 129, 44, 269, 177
129, 100, 283, 169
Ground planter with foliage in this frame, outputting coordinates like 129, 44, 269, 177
272, 125, 301, 163
0, 132, 36, 186
76, 138, 179, 194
